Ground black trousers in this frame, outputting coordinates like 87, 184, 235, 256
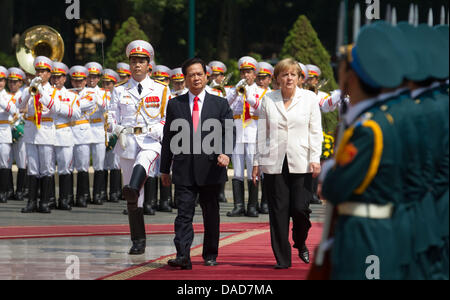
174, 184, 221, 261
264, 157, 313, 267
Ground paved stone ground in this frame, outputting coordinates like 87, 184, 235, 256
0, 169, 325, 280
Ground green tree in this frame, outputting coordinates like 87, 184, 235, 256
280, 15, 340, 136
104, 16, 149, 69
0, 52, 17, 68
280, 15, 338, 92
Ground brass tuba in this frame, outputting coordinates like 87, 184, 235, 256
16, 25, 65, 75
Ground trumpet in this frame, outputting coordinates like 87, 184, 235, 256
29, 77, 43, 96
237, 81, 248, 96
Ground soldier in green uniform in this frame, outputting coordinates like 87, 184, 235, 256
321, 24, 407, 280
397, 23, 449, 280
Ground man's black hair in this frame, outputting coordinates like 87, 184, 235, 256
182, 58, 207, 76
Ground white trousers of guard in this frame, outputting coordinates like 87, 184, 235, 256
105, 151, 121, 170
27, 144, 55, 177
55, 146, 74, 175
73, 144, 90, 172
232, 142, 256, 182
91, 143, 106, 171
120, 149, 160, 208
0, 143, 12, 169
13, 139, 27, 169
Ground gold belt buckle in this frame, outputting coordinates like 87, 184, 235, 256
133, 127, 143, 135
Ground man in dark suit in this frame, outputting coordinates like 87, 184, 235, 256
160, 58, 235, 270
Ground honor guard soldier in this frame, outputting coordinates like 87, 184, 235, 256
50, 62, 83, 211
254, 62, 273, 214
18, 57, 76, 214
298, 63, 309, 89
170, 67, 188, 97
7, 68, 27, 202
208, 61, 227, 87
85, 62, 108, 205
117, 63, 131, 83
152, 65, 171, 86
226, 56, 262, 218
108, 40, 172, 255
69, 66, 97, 208
205, 65, 225, 98
318, 25, 407, 280
148, 60, 156, 78
148, 64, 173, 213
397, 23, 449, 280
0, 67, 20, 203
102, 69, 123, 203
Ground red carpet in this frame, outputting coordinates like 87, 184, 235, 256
0, 223, 269, 240
99, 223, 323, 281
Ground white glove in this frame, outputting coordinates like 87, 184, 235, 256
30, 77, 42, 88
113, 125, 128, 150
235, 79, 247, 89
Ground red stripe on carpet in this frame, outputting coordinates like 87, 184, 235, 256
100, 223, 323, 281
0, 223, 270, 240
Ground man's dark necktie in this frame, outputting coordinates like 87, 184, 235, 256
138, 83, 143, 95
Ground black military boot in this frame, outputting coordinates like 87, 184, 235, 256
14, 169, 27, 201
58, 174, 72, 211
21, 176, 39, 213
0, 169, 8, 203
128, 207, 146, 255
6, 169, 14, 200
101, 170, 109, 203
75, 172, 89, 208
227, 179, 245, 217
259, 178, 269, 214
123, 165, 148, 255
158, 178, 173, 212
246, 180, 259, 218
123, 165, 147, 208
218, 182, 227, 203
108, 169, 121, 203
38, 176, 52, 214
48, 175, 56, 210
143, 177, 156, 215
68, 173, 74, 206
92, 171, 104, 205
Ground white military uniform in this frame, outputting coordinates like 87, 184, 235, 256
227, 82, 265, 181
88, 85, 107, 171
53, 87, 82, 175
72, 86, 98, 172
18, 80, 60, 177
109, 76, 171, 208
0, 89, 18, 169
103, 87, 121, 170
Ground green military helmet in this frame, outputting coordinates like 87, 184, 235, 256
434, 25, 449, 79
371, 21, 418, 81
351, 24, 405, 88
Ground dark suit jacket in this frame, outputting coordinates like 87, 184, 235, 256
160, 91, 236, 187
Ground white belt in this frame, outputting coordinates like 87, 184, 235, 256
124, 126, 151, 136
337, 202, 394, 219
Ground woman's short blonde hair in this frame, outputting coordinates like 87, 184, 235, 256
274, 58, 302, 81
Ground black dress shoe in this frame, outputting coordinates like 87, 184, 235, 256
204, 259, 218, 267
129, 240, 146, 255
168, 257, 192, 270
299, 248, 310, 264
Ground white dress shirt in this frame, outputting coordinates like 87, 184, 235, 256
189, 89, 206, 118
